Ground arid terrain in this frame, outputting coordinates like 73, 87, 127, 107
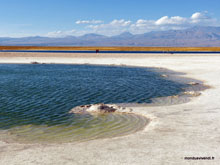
0, 52, 220, 164
1, 46, 220, 52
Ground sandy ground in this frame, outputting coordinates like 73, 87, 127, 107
1, 52, 220, 165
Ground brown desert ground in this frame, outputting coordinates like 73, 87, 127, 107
1, 46, 220, 52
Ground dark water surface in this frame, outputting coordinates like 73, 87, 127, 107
0, 64, 195, 143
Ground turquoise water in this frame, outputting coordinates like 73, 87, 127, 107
0, 64, 190, 143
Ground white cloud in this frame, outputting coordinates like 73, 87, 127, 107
130, 12, 217, 34
47, 30, 77, 37
46, 12, 219, 37
155, 16, 187, 25
75, 20, 103, 24
110, 19, 131, 26
86, 19, 132, 36
191, 12, 208, 20
190, 12, 211, 23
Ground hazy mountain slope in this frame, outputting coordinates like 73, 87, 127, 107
0, 26, 220, 47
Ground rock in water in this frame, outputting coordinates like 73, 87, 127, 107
187, 82, 200, 85
69, 103, 133, 114
161, 74, 168, 78
183, 91, 201, 96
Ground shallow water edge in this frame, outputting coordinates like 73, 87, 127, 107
0, 63, 209, 144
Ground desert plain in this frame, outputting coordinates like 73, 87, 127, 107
0, 52, 220, 164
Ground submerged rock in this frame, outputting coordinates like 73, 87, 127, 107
69, 103, 133, 114
161, 74, 168, 78
187, 82, 200, 85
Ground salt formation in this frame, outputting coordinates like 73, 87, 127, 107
69, 103, 133, 114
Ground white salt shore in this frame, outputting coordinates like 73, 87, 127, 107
1, 52, 220, 165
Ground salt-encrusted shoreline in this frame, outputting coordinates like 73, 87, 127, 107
1, 52, 220, 165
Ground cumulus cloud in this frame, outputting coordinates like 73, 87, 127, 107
110, 19, 131, 26
190, 12, 211, 23
75, 20, 103, 24
46, 12, 219, 37
155, 16, 187, 25
86, 19, 132, 36
130, 12, 217, 34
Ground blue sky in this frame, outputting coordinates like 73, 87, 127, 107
0, 0, 219, 37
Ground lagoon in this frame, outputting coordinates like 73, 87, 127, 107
0, 64, 190, 143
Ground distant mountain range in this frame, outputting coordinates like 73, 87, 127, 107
1, 26, 220, 47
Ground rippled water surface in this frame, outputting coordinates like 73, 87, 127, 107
0, 64, 189, 143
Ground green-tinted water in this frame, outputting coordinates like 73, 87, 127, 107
0, 64, 190, 143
